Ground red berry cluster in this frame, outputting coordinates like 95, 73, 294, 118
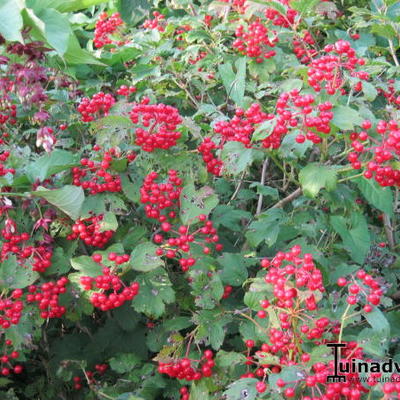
378, 79, 400, 107
220, 0, 247, 13
337, 268, 383, 312
153, 214, 223, 272
0, 340, 23, 376
222, 285, 233, 299
271, 342, 377, 398
73, 364, 108, 390
0, 225, 53, 273
383, 376, 400, 398
77, 92, 116, 122
264, 0, 298, 28
292, 30, 317, 64
348, 119, 400, 187
94, 12, 125, 48
72, 149, 123, 195
198, 137, 223, 176
143, 11, 165, 32
175, 25, 192, 41
0, 290, 24, 329
80, 253, 139, 311
158, 350, 215, 381
233, 20, 278, 63
213, 103, 269, 147
307, 40, 367, 94
0, 104, 17, 126
140, 170, 183, 222
261, 245, 325, 309
116, 85, 137, 96
67, 214, 114, 248
26, 277, 68, 319
270, 90, 333, 147
188, 51, 207, 65
129, 99, 182, 152
179, 386, 190, 400
0, 151, 15, 176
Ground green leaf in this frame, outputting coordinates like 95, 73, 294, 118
180, 183, 219, 225
130, 242, 163, 272
252, 119, 276, 141
224, 378, 258, 400
26, 150, 78, 183
364, 308, 390, 336
299, 163, 337, 198
117, 0, 151, 24
32, 185, 84, 220
98, 212, 118, 233
55, 0, 106, 12
371, 23, 397, 39
212, 205, 251, 231
186, 29, 212, 43
0, 256, 39, 289
109, 353, 141, 374
216, 351, 247, 369
63, 34, 105, 65
131, 268, 175, 318
246, 208, 286, 247
191, 273, 224, 310
70, 256, 101, 277
218, 57, 246, 107
331, 106, 364, 131
279, 131, 313, 160
309, 345, 334, 365
0, 0, 24, 42
194, 310, 232, 349
219, 253, 253, 286
36, 8, 70, 55
190, 380, 210, 400
249, 183, 279, 199
362, 81, 378, 101
221, 142, 255, 175
291, 0, 319, 14
330, 212, 371, 264
269, 366, 303, 389
91, 115, 132, 147
356, 178, 393, 216
280, 78, 303, 92
357, 327, 388, 357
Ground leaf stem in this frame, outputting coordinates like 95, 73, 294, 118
338, 304, 352, 344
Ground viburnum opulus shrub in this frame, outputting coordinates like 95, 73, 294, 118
0, 0, 400, 399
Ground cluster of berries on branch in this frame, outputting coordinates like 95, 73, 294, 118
140, 170, 183, 222
233, 20, 278, 63
0, 340, 23, 376
26, 277, 68, 319
67, 214, 115, 248
94, 12, 125, 48
158, 349, 215, 382
77, 92, 116, 122
129, 98, 183, 152
79, 253, 139, 311
153, 214, 223, 272
307, 40, 367, 95
72, 149, 125, 195
348, 119, 400, 187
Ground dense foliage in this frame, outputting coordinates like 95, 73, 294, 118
0, 0, 399, 399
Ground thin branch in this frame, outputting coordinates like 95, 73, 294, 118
256, 158, 269, 216
227, 170, 246, 205
383, 214, 396, 250
388, 39, 400, 67
270, 188, 302, 209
